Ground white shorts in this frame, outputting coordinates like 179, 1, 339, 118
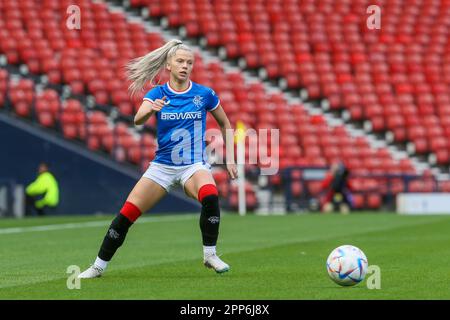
142, 161, 212, 192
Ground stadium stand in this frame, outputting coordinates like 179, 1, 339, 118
126, 0, 450, 209
0, 65, 258, 210
129, 0, 450, 166
1, 0, 449, 212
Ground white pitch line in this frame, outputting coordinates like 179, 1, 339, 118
0, 214, 198, 235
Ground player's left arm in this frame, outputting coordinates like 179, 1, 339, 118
210, 105, 238, 180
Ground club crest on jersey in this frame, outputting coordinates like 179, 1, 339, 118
193, 95, 204, 109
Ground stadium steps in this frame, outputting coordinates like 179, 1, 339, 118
321, 109, 449, 180
0, 0, 436, 212
105, 0, 446, 212
289, 95, 442, 178
0, 0, 440, 212
119, 0, 450, 181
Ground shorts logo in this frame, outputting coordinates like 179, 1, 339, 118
193, 95, 204, 109
108, 228, 120, 239
208, 216, 220, 224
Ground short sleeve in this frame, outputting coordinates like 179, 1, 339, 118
205, 88, 220, 112
143, 87, 163, 102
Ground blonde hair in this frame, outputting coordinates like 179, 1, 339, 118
126, 39, 192, 96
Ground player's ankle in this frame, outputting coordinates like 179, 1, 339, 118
94, 256, 108, 271
203, 245, 216, 259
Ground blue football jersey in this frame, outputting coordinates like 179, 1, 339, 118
143, 80, 220, 166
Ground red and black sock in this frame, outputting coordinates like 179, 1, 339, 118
97, 201, 141, 261
198, 184, 220, 246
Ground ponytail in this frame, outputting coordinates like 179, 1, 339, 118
126, 39, 192, 96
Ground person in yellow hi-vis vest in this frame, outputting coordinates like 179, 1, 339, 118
25, 162, 59, 216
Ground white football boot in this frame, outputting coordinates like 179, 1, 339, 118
77, 265, 104, 279
204, 254, 230, 274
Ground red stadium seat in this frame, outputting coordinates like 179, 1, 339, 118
366, 193, 382, 210
351, 194, 365, 210
290, 181, 303, 198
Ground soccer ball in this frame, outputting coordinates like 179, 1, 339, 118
326, 245, 368, 286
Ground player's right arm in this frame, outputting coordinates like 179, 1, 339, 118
134, 96, 167, 125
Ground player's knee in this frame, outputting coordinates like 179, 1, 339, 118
198, 184, 219, 211
198, 184, 219, 204
202, 195, 220, 215
111, 213, 133, 230
198, 184, 219, 217
119, 201, 142, 223
198, 185, 220, 243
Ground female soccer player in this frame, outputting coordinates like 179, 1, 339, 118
78, 39, 237, 278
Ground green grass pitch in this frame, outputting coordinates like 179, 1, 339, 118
1, 212, 449, 299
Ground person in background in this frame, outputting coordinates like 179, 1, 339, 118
25, 162, 59, 216
320, 162, 354, 214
